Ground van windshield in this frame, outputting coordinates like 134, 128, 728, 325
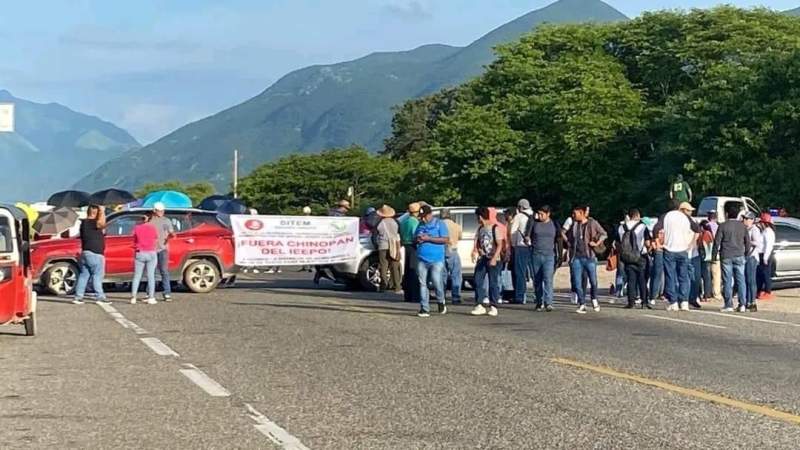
0, 217, 12, 253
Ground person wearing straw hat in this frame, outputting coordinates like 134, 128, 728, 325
376, 205, 402, 293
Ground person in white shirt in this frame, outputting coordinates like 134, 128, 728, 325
511, 199, 534, 304
652, 202, 700, 311
617, 208, 651, 309
757, 213, 777, 301
743, 213, 763, 312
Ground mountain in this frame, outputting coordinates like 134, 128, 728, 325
76, 0, 628, 192
0, 90, 140, 202
787, 7, 800, 16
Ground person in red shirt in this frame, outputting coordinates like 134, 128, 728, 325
131, 212, 159, 304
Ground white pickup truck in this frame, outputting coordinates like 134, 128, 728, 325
695, 196, 761, 222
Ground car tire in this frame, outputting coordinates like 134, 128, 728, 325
358, 256, 381, 292
183, 259, 221, 294
42, 261, 79, 296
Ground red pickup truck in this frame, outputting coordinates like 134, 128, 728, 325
31, 209, 237, 296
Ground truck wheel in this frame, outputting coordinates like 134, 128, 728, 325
23, 312, 36, 336
358, 257, 382, 292
183, 260, 220, 293
43, 262, 78, 296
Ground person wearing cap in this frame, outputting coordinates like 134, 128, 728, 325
510, 199, 534, 304
375, 205, 402, 293
399, 202, 422, 303
757, 213, 777, 301
439, 209, 463, 304
653, 202, 700, 312
150, 202, 176, 301
711, 205, 750, 312
743, 213, 763, 312
414, 204, 449, 317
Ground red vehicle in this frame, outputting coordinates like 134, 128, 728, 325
0, 204, 37, 336
32, 209, 237, 296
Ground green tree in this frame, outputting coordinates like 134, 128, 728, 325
135, 181, 216, 206
238, 146, 410, 215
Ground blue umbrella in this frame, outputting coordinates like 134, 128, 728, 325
141, 191, 192, 208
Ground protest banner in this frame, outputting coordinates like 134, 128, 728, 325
231, 215, 360, 266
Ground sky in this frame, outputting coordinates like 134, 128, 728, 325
0, 0, 797, 144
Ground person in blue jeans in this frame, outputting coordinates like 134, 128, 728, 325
440, 209, 463, 304
654, 203, 699, 311
131, 213, 160, 305
73, 205, 109, 305
150, 202, 176, 301
414, 205, 449, 318
744, 214, 763, 312
471, 207, 505, 317
526, 205, 560, 311
712, 207, 751, 312
566, 205, 607, 314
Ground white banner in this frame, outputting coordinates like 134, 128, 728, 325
0, 103, 14, 132
231, 215, 360, 266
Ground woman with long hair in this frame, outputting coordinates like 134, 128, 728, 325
757, 213, 777, 301
131, 212, 159, 305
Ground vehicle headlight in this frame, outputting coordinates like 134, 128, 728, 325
0, 267, 10, 283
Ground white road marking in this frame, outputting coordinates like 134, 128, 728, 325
97, 303, 148, 334
96, 302, 117, 313
643, 314, 727, 329
140, 337, 180, 357
179, 364, 231, 397
691, 310, 800, 327
245, 403, 310, 450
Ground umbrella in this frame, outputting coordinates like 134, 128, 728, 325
141, 191, 192, 209
216, 199, 249, 215
198, 194, 232, 211
33, 207, 78, 235
91, 188, 137, 206
47, 190, 92, 208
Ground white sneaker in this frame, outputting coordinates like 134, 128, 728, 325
635, 298, 642, 305
470, 304, 487, 316
720, 307, 734, 313
666, 303, 679, 312
163, 295, 172, 302
608, 298, 616, 305
592, 299, 600, 312
679, 301, 690, 312
737, 305, 747, 313
145, 298, 157, 305
487, 306, 498, 317
130, 297, 137, 304
576, 305, 587, 314
71, 299, 85, 305
252, 269, 260, 274
572, 293, 579, 304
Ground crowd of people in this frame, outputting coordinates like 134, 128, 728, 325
355, 195, 778, 318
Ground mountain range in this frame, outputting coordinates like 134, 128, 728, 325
75, 0, 628, 192
0, 90, 139, 202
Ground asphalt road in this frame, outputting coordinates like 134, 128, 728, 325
3, 273, 800, 449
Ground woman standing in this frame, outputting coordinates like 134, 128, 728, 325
131, 212, 159, 305
757, 213, 777, 301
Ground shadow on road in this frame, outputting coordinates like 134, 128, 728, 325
229, 301, 413, 316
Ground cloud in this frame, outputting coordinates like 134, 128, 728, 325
382, 1, 433, 22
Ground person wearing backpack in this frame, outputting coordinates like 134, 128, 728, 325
566, 205, 607, 314
470, 207, 504, 317
617, 208, 652, 309
510, 199, 534, 304
526, 205, 561, 311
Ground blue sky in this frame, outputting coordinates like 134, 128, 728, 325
0, 0, 797, 143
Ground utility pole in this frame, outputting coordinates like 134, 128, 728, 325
233, 149, 239, 198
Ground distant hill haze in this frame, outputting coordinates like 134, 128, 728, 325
75, 0, 628, 192
0, 90, 139, 202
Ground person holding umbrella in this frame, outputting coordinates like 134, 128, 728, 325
150, 202, 176, 301
73, 205, 108, 305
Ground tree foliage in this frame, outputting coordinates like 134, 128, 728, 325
135, 181, 216, 206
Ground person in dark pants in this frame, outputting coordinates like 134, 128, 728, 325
526, 205, 560, 311
400, 202, 421, 302
757, 213, 777, 301
510, 199, 534, 304
617, 208, 652, 309
375, 205, 402, 293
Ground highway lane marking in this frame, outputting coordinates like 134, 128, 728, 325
643, 314, 727, 329
551, 357, 800, 426
179, 363, 231, 397
140, 337, 180, 357
97, 303, 148, 334
245, 403, 310, 450
691, 310, 800, 327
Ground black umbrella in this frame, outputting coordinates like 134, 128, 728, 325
34, 207, 79, 235
47, 190, 92, 208
90, 188, 137, 206
198, 194, 232, 211
216, 199, 249, 215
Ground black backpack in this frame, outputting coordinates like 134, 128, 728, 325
619, 222, 644, 265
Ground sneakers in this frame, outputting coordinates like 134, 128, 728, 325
164, 294, 172, 302
470, 304, 487, 316
96, 299, 111, 305
572, 293, 579, 304
643, 302, 653, 310
720, 307, 734, 313
576, 305, 587, 314
689, 302, 702, 310
737, 305, 747, 313
437, 303, 447, 315
608, 298, 617, 305
71, 299, 85, 305
679, 301, 690, 312
145, 298, 158, 305
535, 305, 545, 312
634, 298, 642, 305
130, 297, 137, 304
591, 299, 600, 312
487, 306, 499, 317
666, 303, 679, 312
748, 304, 758, 312
545, 305, 554, 312
417, 309, 430, 318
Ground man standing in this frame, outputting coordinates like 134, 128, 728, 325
510, 199, 533, 304
706, 211, 722, 300
669, 174, 693, 208
527, 205, 560, 312
414, 205, 449, 318
440, 209, 463, 304
712, 207, 749, 312
73, 205, 109, 305
400, 203, 421, 303
655, 202, 700, 312
375, 205, 402, 293
150, 202, 176, 301
471, 207, 504, 317
566, 205, 607, 314
618, 208, 651, 309
743, 212, 762, 312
